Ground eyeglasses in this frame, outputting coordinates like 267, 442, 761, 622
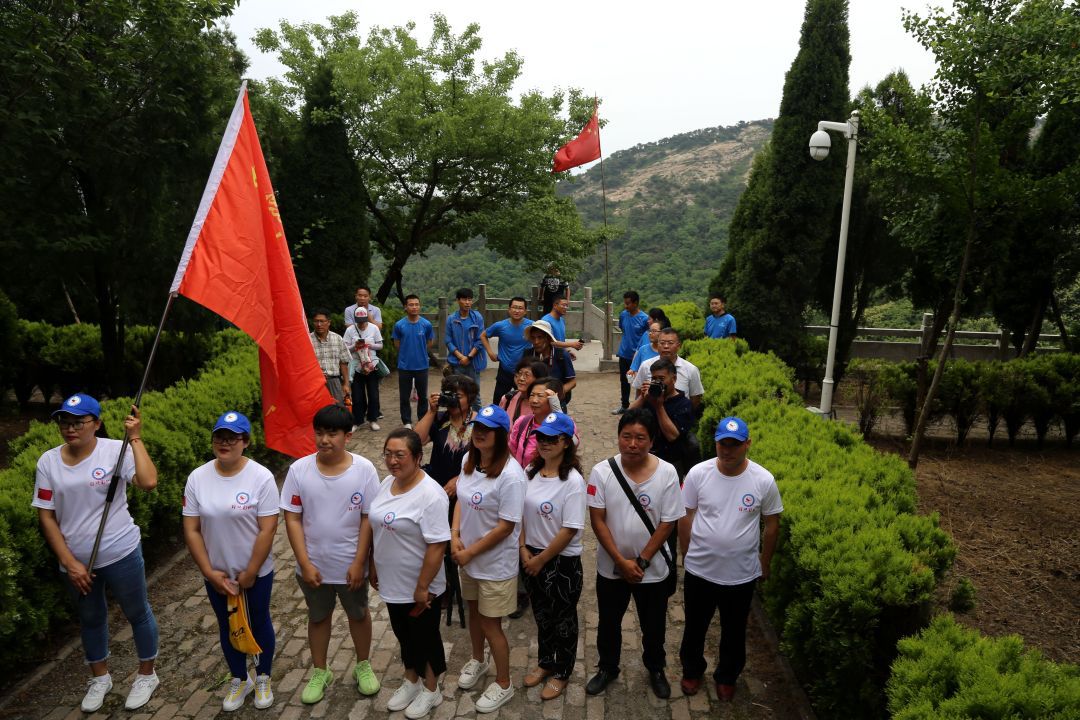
56, 418, 93, 430
382, 451, 411, 461
212, 434, 243, 446
535, 434, 563, 445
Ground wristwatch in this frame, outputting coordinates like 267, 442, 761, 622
635, 556, 650, 570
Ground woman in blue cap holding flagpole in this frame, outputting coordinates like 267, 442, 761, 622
32, 393, 161, 713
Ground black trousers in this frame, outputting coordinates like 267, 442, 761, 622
522, 550, 583, 680
492, 367, 516, 404
398, 369, 428, 424
387, 593, 447, 677
351, 370, 381, 422
618, 357, 632, 409
595, 573, 669, 673
678, 572, 756, 684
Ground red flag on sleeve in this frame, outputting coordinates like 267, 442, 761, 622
553, 107, 601, 173
170, 82, 331, 457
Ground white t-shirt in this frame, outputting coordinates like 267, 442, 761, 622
632, 356, 705, 398
343, 323, 384, 361
455, 457, 527, 581
32, 438, 140, 570
522, 469, 586, 557
370, 473, 451, 603
279, 452, 380, 584
183, 459, 278, 578
587, 456, 684, 583
682, 458, 783, 585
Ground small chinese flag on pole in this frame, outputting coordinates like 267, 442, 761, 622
553, 102, 601, 172
170, 81, 331, 457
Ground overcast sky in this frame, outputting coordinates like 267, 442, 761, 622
227, 0, 940, 157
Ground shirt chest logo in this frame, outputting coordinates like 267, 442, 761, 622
381, 511, 397, 531
637, 493, 652, 509
739, 493, 758, 513
232, 491, 255, 510
469, 491, 484, 509
538, 500, 554, 517
349, 492, 364, 511
89, 467, 108, 487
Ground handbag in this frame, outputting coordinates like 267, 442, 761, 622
606, 458, 678, 597
227, 589, 263, 656
375, 357, 391, 378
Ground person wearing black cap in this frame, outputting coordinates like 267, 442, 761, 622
32, 394, 161, 712
677, 417, 782, 702
183, 411, 279, 711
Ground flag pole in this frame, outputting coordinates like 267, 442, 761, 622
86, 292, 178, 572
596, 97, 611, 305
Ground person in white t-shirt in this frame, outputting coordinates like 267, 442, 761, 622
182, 411, 279, 711
279, 404, 382, 705
31, 394, 161, 713
366, 428, 451, 719
450, 405, 525, 713
518, 412, 586, 701
343, 306, 385, 431
677, 417, 782, 703
631, 328, 705, 411
585, 408, 684, 700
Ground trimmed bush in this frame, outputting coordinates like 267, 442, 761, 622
0, 331, 267, 673
661, 301, 705, 341
888, 615, 1080, 718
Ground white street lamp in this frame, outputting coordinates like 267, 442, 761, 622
807, 110, 859, 419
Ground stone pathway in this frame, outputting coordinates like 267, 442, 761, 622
1, 365, 812, 720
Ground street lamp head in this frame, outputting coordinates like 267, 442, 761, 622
809, 129, 831, 161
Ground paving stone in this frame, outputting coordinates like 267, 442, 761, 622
347, 698, 371, 720
278, 668, 306, 693
669, 697, 692, 720
150, 703, 179, 720
178, 689, 211, 717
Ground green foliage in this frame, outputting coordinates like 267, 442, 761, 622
660, 302, 705, 342
937, 360, 982, 445
846, 358, 894, 438
888, 614, 1080, 719
0, 331, 266, 673
949, 577, 977, 613
683, 338, 954, 716
0, 290, 18, 395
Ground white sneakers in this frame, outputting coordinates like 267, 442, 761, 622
253, 674, 273, 709
124, 672, 160, 710
370, 422, 381, 431
388, 678, 422, 712
456, 657, 490, 690
475, 681, 514, 713
222, 675, 254, 712
404, 684, 443, 719
81, 674, 113, 712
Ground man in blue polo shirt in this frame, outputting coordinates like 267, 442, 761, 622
704, 293, 737, 339
541, 297, 584, 352
392, 294, 434, 427
613, 290, 650, 415
481, 296, 533, 403
445, 287, 487, 408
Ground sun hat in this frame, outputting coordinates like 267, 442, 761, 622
213, 411, 251, 435
527, 320, 556, 342
470, 404, 511, 432
532, 411, 575, 438
714, 416, 749, 442
52, 393, 101, 418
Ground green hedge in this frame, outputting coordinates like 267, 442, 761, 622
680, 337, 955, 717
662, 300, 706, 341
848, 354, 1080, 447
888, 615, 1080, 718
0, 330, 267, 673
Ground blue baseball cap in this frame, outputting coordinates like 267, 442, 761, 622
470, 404, 510, 432
213, 411, 251, 434
532, 412, 576, 438
52, 393, 101, 418
714, 416, 749, 442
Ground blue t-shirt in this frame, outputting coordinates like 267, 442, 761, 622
541, 313, 567, 342
392, 317, 434, 370
485, 318, 534, 368
618, 310, 650, 359
705, 313, 737, 339
630, 341, 659, 372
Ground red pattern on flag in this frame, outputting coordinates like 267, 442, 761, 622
170, 84, 331, 457
553, 108, 601, 172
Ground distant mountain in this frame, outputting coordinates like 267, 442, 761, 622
370, 120, 773, 309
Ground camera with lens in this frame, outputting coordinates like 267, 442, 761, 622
437, 390, 459, 408
648, 379, 665, 397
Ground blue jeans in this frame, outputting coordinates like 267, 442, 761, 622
65, 543, 158, 664
398, 369, 429, 424
205, 572, 276, 678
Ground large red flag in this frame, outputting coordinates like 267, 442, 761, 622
170, 82, 331, 457
553, 107, 601, 172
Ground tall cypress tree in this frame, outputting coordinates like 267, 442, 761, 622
713, 0, 850, 364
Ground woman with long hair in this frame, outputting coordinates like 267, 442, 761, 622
183, 411, 278, 711
368, 428, 451, 719
32, 394, 161, 713
518, 412, 586, 701
450, 405, 526, 713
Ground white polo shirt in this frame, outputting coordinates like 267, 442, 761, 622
522, 469, 586, 557
586, 456, 684, 583
183, 458, 278, 578
279, 452, 380, 584
456, 456, 527, 581
682, 458, 783, 585
632, 356, 704, 398
370, 473, 451, 604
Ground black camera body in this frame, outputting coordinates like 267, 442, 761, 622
437, 390, 459, 408
648, 379, 665, 397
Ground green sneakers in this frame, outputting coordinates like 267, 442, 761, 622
354, 659, 381, 696
301, 667, 334, 704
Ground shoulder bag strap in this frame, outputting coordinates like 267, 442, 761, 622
606, 458, 673, 568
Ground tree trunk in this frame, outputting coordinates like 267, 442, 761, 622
1049, 291, 1073, 352
93, 262, 125, 396
1018, 287, 1049, 357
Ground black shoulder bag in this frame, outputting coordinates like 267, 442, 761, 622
606, 458, 678, 597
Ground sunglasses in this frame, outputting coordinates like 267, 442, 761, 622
535, 434, 564, 445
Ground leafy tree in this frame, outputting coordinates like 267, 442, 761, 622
0, 0, 247, 392
255, 13, 598, 305
713, 0, 851, 365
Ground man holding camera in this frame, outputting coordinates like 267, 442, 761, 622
631, 328, 704, 412
628, 358, 694, 471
